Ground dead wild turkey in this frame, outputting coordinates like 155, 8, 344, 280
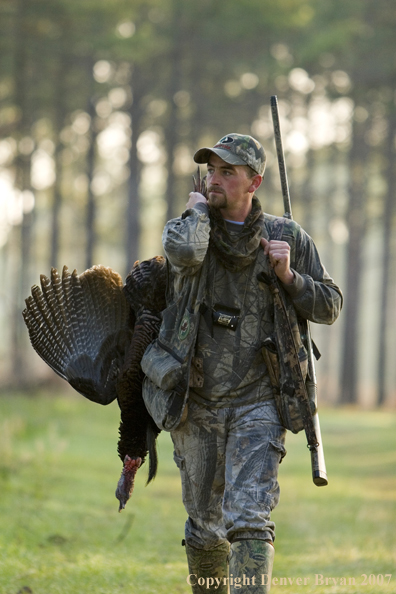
22, 256, 167, 511
22, 170, 205, 511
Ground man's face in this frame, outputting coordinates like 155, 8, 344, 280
206, 154, 259, 211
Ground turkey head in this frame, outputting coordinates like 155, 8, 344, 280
115, 455, 142, 511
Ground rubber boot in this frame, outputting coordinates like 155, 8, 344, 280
229, 539, 274, 593
184, 540, 230, 593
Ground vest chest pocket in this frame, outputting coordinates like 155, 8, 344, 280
141, 339, 184, 391
141, 307, 199, 391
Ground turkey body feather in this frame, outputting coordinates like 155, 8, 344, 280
22, 257, 167, 510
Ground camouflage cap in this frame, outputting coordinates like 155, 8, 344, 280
194, 133, 266, 176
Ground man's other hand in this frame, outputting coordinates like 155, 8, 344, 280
261, 237, 294, 285
186, 192, 207, 209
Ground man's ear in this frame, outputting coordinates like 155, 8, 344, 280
248, 174, 262, 193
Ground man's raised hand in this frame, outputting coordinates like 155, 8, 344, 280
261, 237, 294, 285
186, 192, 207, 209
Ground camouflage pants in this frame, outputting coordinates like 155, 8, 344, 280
171, 398, 286, 550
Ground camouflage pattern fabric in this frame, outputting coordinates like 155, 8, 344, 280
185, 541, 229, 594
162, 206, 210, 282
229, 540, 274, 593
194, 133, 266, 176
257, 217, 312, 435
260, 272, 315, 437
141, 256, 209, 431
171, 399, 286, 549
208, 196, 263, 272
264, 212, 343, 325
189, 244, 274, 408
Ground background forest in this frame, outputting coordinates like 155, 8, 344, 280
0, 0, 395, 408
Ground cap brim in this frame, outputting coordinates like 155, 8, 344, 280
193, 147, 247, 167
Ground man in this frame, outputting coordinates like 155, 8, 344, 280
145, 134, 342, 593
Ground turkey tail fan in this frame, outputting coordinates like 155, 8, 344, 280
23, 276, 71, 381
23, 265, 132, 405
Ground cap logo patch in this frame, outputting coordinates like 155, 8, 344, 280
219, 136, 234, 143
214, 143, 232, 151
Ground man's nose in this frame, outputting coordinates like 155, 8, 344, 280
210, 170, 221, 184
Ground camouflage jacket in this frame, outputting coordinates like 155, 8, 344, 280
164, 202, 342, 320
142, 200, 342, 430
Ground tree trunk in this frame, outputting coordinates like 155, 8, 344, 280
49, 14, 69, 270
125, 67, 144, 275
85, 61, 97, 270
377, 109, 396, 406
339, 118, 369, 404
164, 0, 184, 222
11, 0, 34, 386
311, 146, 342, 403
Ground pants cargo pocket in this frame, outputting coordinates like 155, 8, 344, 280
255, 440, 287, 511
269, 440, 287, 464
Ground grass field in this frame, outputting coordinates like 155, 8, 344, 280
0, 390, 395, 594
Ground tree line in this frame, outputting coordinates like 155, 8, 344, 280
0, 0, 395, 407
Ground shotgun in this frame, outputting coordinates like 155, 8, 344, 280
270, 94, 328, 487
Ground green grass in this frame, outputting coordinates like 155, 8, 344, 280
0, 391, 395, 594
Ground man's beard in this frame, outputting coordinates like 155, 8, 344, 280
207, 187, 227, 210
